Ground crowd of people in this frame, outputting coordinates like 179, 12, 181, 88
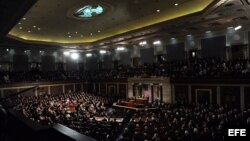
11, 92, 124, 141
1, 91, 249, 141
1, 57, 250, 84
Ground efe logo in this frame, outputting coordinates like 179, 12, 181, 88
228, 129, 246, 136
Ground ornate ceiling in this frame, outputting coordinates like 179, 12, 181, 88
8, 0, 214, 45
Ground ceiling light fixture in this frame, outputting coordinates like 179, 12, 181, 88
116, 47, 125, 51
18, 23, 22, 25
19, 27, 23, 29
63, 51, 70, 56
156, 9, 160, 12
71, 53, 79, 60
98, 30, 101, 33
153, 40, 161, 45
37, 28, 41, 30
139, 41, 147, 46
99, 50, 106, 54
33, 25, 36, 28
22, 18, 26, 20
234, 25, 242, 31
86, 53, 92, 57
28, 30, 31, 33
174, 3, 179, 6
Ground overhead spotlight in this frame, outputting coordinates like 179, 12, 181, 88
37, 28, 41, 30
63, 51, 70, 56
187, 34, 192, 37
153, 40, 161, 45
19, 27, 23, 29
33, 25, 36, 28
86, 53, 92, 57
234, 25, 242, 31
98, 30, 101, 33
139, 41, 147, 46
174, 3, 179, 6
22, 17, 26, 20
6, 48, 9, 52
71, 53, 79, 60
116, 47, 125, 51
171, 37, 175, 40
18, 22, 22, 25
28, 30, 31, 33
156, 9, 160, 12
99, 50, 107, 54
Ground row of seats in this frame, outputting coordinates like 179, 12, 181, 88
1, 57, 250, 84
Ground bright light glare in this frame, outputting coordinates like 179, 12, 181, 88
86, 53, 92, 57
71, 53, 79, 60
64, 52, 70, 56
139, 41, 147, 46
99, 50, 106, 54
116, 47, 125, 51
153, 40, 161, 45
234, 25, 242, 31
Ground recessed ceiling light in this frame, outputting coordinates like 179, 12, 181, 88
33, 25, 36, 28
68, 35, 71, 38
90, 33, 93, 36
37, 28, 41, 30
99, 50, 106, 54
28, 30, 31, 33
80, 35, 83, 37
98, 30, 101, 33
206, 30, 211, 33
234, 25, 242, 31
174, 3, 179, 6
75, 32, 78, 34
18, 22, 22, 25
156, 9, 160, 12
19, 27, 23, 29
68, 32, 70, 34
116, 47, 125, 51
23, 18, 26, 20
153, 40, 161, 45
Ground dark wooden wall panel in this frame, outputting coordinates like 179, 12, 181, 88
119, 84, 127, 99
75, 84, 81, 92
65, 84, 73, 93
174, 85, 188, 103
107, 84, 117, 98
50, 85, 63, 95
3, 89, 18, 97
245, 87, 250, 108
100, 83, 106, 96
191, 86, 217, 104
19, 88, 34, 97
38, 86, 48, 95
221, 86, 240, 108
